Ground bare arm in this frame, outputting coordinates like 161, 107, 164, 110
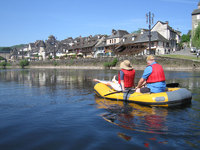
136, 78, 146, 89
120, 80, 125, 91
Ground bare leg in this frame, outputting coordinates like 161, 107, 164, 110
93, 79, 112, 86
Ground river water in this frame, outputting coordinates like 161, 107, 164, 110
0, 69, 199, 150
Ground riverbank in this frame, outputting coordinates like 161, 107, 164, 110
2, 55, 200, 71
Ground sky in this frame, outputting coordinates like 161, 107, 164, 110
0, 0, 199, 47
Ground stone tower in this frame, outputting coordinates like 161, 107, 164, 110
192, 1, 200, 37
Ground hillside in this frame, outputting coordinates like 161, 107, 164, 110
0, 44, 26, 52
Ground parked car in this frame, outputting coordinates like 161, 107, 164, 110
190, 47, 197, 53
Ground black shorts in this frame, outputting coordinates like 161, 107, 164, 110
140, 87, 150, 93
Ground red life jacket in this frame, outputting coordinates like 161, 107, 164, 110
118, 69, 135, 88
146, 63, 165, 83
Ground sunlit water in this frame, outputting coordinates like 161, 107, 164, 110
0, 69, 199, 150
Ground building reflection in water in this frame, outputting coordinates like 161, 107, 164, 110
0, 69, 94, 92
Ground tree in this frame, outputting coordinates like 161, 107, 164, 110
132, 28, 142, 34
192, 24, 200, 48
0, 61, 7, 69
19, 59, 29, 69
0, 47, 12, 52
181, 34, 190, 43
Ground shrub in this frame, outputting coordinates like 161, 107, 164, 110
103, 58, 118, 68
0, 61, 7, 69
53, 61, 58, 66
103, 62, 111, 68
19, 59, 29, 69
111, 58, 118, 66
48, 56, 53, 60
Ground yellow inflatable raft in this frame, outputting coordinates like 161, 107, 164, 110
94, 83, 192, 107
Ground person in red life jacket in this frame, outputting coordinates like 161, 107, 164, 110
93, 60, 135, 91
118, 60, 135, 91
135, 55, 166, 93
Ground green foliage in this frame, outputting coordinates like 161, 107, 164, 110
10, 44, 26, 49
0, 47, 12, 52
132, 28, 142, 34
34, 54, 39, 57
181, 34, 190, 43
48, 56, 53, 59
70, 59, 74, 65
19, 59, 29, 69
178, 42, 183, 49
53, 61, 58, 66
103, 58, 118, 68
192, 24, 200, 48
0, 56, 5, 60
6, 63, 11, 66
103, 62, 111, 67
187, 30, 191, 36
0, 44, 25, 52
112, 58, 118, 66
0, 61, 7, 69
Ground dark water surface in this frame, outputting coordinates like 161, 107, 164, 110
0, 69, 200, 150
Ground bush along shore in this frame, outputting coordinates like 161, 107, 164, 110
1, 56, 200, 70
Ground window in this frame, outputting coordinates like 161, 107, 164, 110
132, 36, 135, 41
194, 23, 198, 29
197, 15, 200, 20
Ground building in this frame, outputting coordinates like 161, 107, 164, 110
94, 36, 107, 58
192, 1, 200, 37
105, 29, 129, 56
151, 21, 181, 52
115, 30, 169, 55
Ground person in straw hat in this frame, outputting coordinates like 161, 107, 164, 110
93, 60, 135, 91
118, 60, 135, 91
135, 55, 166, 93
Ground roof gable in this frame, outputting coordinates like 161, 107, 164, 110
107, 30, 129, 39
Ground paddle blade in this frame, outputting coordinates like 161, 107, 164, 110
166, 83, 179, 88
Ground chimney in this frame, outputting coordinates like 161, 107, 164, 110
165, 21, 169, 25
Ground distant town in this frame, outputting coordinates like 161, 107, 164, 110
1, 1, 200, 62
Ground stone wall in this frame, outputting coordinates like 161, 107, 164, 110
28, 56, 200, 70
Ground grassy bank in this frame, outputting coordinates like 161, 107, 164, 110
161, 54, 200, 61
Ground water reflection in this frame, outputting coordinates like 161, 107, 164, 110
0, 69, 94, 91
95, 97, 168, 134
1, 69, 200, 92
165, 71, 200, 90
0, 69, 200, 149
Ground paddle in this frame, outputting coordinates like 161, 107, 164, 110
104, 90, 123, 96
166, 83, 179, 88
104, 83, 179, 97
104, 89, 135, 96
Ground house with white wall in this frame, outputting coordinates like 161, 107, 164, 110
104, 29, 129, 56
151, 21, 181, 52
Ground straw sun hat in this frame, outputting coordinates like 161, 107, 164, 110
146, 55, 155, 61
120, 60, 133, 70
